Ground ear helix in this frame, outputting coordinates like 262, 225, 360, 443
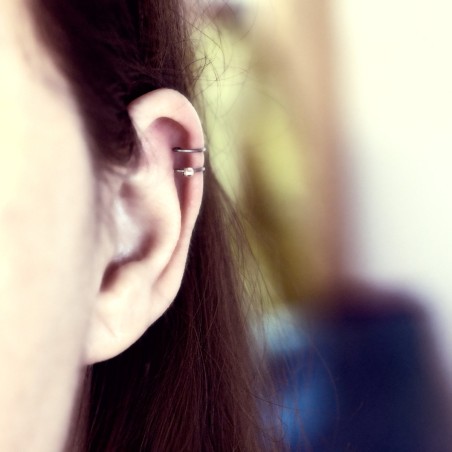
172, 146, 207, 177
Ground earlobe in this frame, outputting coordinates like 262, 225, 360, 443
84, 89, 205, 364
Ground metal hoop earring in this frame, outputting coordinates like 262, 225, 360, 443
174, 167, 206, 177
172, 146, 207, 154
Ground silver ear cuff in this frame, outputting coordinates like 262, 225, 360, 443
173, 146, 207, 177
172, 146, 207, 154
174, 167, 206, 177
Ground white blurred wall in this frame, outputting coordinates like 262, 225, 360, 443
332, 1, 452, 374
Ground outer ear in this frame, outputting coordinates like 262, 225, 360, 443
84, 89, 205, 364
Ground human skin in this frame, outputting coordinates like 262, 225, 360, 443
0, 2, 111, 450
0, 1, 205, 450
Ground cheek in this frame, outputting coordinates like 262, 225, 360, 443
0, 148, 98, 314
0, 23, 106, 369
0, 90, 101, 365
0, 96, 104, 450
0, 6, 107, 444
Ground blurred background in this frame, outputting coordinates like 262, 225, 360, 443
191, 1, 452, 450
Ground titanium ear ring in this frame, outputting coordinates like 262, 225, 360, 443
173, 146, 207, 177
173, 147, 207, 154
174, 167, 206, 177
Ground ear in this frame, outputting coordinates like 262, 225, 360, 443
84, 89, 205, 364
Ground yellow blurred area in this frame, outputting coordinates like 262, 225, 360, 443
191, 2, 452, 378
191, 2, 339, 308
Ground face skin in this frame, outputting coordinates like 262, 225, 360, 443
0, 2, 108, 450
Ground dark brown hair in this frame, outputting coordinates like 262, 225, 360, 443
29, 0, 276, 450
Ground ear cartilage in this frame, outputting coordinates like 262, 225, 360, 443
174, 167, 206, 177
172, 146, 207, 153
